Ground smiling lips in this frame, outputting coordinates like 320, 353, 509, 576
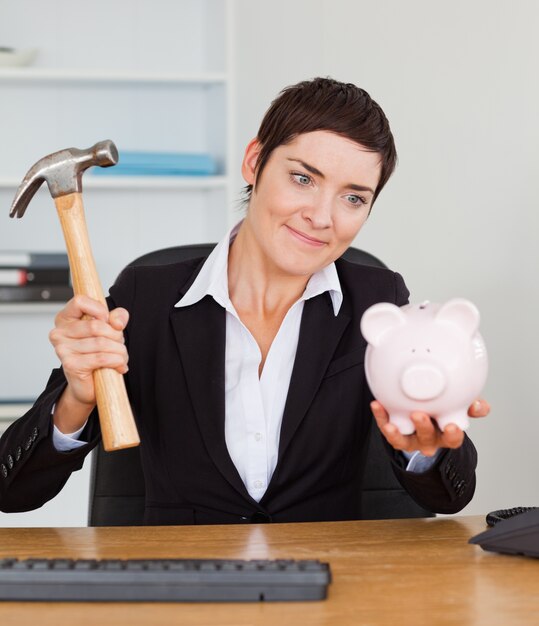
286, 225, 327, 247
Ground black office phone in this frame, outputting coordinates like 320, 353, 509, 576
469, 507, 539, 557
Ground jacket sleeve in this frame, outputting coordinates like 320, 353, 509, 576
385, 435, 477, 513
0, 267, 136, 513
0, 368, 101, 512
394, 271, 410, 306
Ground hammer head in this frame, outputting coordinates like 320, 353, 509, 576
9, 140, 118, 218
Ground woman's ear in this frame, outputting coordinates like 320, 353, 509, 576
241, 138, 262, 185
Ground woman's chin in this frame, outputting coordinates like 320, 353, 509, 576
273, 254, 328, 278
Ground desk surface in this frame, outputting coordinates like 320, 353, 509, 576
0, 515, 537, 625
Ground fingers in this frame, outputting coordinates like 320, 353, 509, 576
52, 295, 128, 343
56, 296, 129, 327
371, 401, 477, 456
380, 412, 439, 456
439, 423, 465, 449
380, 422, 414, 452
51, 318, 125, 343
48, 297, 130, 407
56, 295, 109, 324
109, 307, 129, 330
371, 401, 417, 453
51, 329, 129, 373
410, 412, 439, 456
370, 400, 389, 428
49, 316, 127, 359
468, 398, 490, 418
49, 296, 130, 378
58, 335, 127, 357
62, 351, 129, 376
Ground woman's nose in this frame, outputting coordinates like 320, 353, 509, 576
302, 194, 333, 228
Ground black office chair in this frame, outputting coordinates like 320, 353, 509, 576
88, 243, 433, 526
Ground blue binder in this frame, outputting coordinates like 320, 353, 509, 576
92, 151, 218, 176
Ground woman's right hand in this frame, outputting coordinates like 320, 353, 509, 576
49, 295, 129, 410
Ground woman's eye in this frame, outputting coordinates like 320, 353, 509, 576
291, 172, 312, 186
346, 194, 366, 206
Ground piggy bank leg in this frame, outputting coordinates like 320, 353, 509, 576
436, 412, 470, 432
389, 414, 415, 435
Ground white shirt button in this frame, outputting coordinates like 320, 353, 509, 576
254, 432, 262, 442
253, 480, 265, 489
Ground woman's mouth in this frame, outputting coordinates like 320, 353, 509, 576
285, 225, 327, 247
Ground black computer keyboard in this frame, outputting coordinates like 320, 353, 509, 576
0, 557, 331, 602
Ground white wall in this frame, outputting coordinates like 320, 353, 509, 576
234, 0, 539, 515
1, 0, 537, 526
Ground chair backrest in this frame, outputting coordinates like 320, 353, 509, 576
88, 244, 433, 526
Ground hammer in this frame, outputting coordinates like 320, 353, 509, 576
9, 140, 140, 451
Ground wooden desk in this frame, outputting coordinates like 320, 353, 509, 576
0, 515, 537, 625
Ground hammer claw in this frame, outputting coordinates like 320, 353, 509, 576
9, 174, 44, 218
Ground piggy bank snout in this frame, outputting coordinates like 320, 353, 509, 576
400, 365, 446, 401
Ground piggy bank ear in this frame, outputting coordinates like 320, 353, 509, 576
435, 298, 480, 336
360, 303, 407, 346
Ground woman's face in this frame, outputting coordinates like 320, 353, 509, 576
241, 130, 382, 277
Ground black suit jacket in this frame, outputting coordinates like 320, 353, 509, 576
0, 257, 477, 523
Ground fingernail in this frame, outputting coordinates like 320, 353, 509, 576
473, 400, 482, 412
115, 312, 128, 326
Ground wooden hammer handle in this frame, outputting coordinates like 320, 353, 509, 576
54, 192, 140, 451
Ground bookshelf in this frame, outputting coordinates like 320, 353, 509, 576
0, 0, 236, 405
0, 303, 63, 314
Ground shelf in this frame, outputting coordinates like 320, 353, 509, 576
0, 402, 33, 421
0, 303, 65, 314
0, 176, 228, 191
0, 402, 33, 432
0, 67, 228, 86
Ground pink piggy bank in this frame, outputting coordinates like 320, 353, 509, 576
360, 299, 488, 435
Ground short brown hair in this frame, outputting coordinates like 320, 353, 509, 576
244, 77, 397, 206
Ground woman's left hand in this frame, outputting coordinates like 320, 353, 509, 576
371, 399, 490, 456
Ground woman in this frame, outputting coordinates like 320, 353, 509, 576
0, 77, 488, 523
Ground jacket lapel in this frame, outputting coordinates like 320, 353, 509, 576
170, 296, 250, 501
275, 292, 351, 466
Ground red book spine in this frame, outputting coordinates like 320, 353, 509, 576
0, 269, 28, 286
